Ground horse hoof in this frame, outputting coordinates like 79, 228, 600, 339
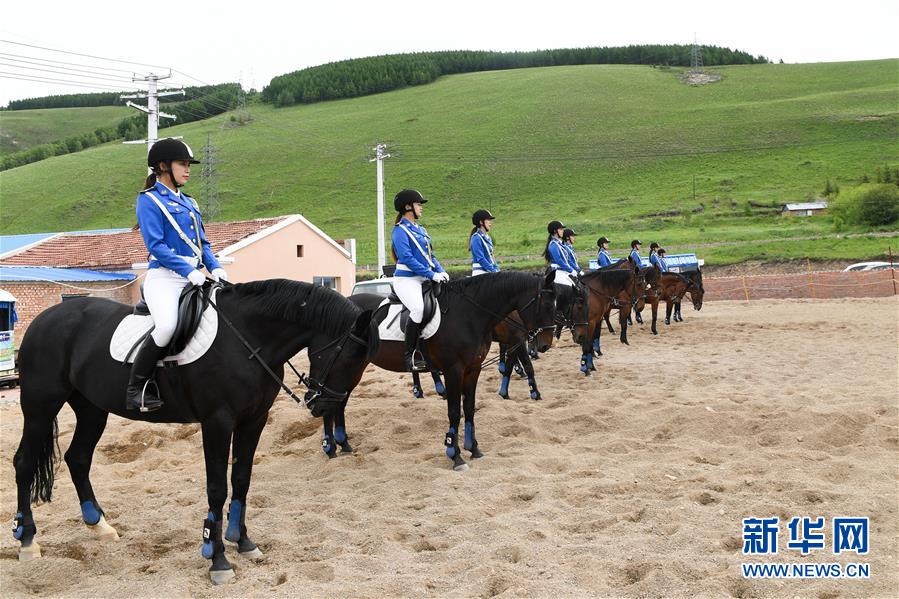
339, 444, 354, 454
469, 448, 484, 459
239, 547, 265, 562
18, 541, 41, 562
453, 462, 469, 472
326, 451, 337, 459
210, 567, 236, 585
87, 515, 119, 541
498, 393, 510, 400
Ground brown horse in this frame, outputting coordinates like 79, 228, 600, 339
635, 271, 696, 334
672, 268, 704, 321
338, 271, 558, 471
573, 260, 647, 375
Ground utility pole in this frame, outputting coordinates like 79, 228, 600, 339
121, 71, 185, 161
369, 143, 391, 277
692, 175, 696, 203
691, 34, 703, 71
202, 133, 220, 221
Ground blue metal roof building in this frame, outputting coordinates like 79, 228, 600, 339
0, 266, 135, 283
0, 228, 130, 258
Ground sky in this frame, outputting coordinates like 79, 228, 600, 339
1, 0, 897, 106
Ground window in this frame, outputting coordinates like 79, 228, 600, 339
313, 276, 339, 290
296, 245, 304, 258
61, 293, 89, 301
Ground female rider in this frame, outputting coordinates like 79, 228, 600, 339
470, 209, 499, 276
543, 220, 577, 286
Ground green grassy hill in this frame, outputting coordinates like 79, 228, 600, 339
0, 106, 130, 155
1, 60, 897, 268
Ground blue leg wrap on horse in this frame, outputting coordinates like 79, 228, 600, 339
499, 376, 510, 397
334, 426, 347, 444
201, 512, 216, 559
225, 501, 242, 543
528, 378, 539, 399
81, 500, 101, 526
463, 422, 474, 451
445, 428, 457, 458
593, 337, 600, 352
13, 512, 23, 540
435, 380, 446, 395
321, 434, 333, 455
580, 354, 590, 373
498, 361, 506, 375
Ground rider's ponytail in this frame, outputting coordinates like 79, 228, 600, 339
542, 234, 553, 261
391, 214, 402, 262
468, 226, 478, 250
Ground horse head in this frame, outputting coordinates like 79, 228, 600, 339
305, 308, 379, 418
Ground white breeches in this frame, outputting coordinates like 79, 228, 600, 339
471, 269, 487, 277
393, 275, 427, 323
144, 266, 192, 346
554, 269, 576, 286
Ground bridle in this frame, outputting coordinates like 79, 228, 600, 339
207, 288, 368, 412
459, 281, 557, 344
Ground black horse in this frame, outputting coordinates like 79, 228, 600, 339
11, 280, 378, 584
672, 268, 704, 321
327, 271, 558, 471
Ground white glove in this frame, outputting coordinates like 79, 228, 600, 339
186, 270, 206, 286
432, 272, 450, 283
211, 268, 228, 282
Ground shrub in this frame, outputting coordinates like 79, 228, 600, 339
832, 184, 899, 227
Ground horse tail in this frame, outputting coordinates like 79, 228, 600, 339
15, 415, 61, 504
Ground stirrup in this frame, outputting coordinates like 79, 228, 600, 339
128, 379, 163, 413
406, 349, 428, 373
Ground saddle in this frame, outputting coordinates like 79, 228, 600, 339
133, 283, 211, 355
376, 281, 442, 342
110, 284, 219, 367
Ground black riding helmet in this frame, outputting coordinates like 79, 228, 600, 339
597, 236, 610, 247
394, 189, 427, 213
658, 248, 667, 255
631, 239, 642, 248
563, 227, 577, 240
472, 209, 495, 227
650, 242, 660, 250
547, 220, 565, 235
147, 138, 200, 167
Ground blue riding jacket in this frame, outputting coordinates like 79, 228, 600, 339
629, 248, 642, 268
392, 217, 445, 279
136, 181, 221, 278
546, 238, 576, 274
597, 248, 613, 267
563, 242, 580, 272
650, 253, 669, 272
470, 230, 500, 273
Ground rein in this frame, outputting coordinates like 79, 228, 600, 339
456, 283, 556, 342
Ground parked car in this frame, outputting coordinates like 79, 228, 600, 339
351, 277, 394, 298
842, 261, 893, 272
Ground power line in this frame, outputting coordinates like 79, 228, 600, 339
0, 73, 142, 92
0, 39, 169, 70
0, 61, 140, 83
0, 52, 137, 74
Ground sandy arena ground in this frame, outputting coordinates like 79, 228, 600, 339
0, 298, 897, 598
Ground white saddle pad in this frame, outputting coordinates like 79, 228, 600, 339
109, 289, 219, 366
376, 298, 441, 342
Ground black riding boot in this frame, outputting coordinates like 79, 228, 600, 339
404, 320, 427, 372
125, 337, 167, 412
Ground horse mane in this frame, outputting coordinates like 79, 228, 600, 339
442, 271, 540, 303
224, 279, 360, 337
581, 268, 632, 286
597, 259, 627, 271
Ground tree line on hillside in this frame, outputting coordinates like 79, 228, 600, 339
1, 84, 241, 171
3, 83, 241, 111
262, 45, 768, 106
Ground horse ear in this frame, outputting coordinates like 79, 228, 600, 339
352, 309, 373, 337
543, 269, 555, 288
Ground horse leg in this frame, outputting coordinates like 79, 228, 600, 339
321, 412, 337, 459
334, 401, 353, 453
513, 354, 525, 378
64, 393, 118, 542
651, 299, 659, 335
665, 300, 673, 325
580, 324, 595, 376
619, 306, 630, 345
497, 343, 511, 400
430, 370, 446, 398
13, 393, 65, 562
605, 308, 615, 334
225, 411, 267, 562
443, 367, 467, 471
517, 346, 541, 400
635, 304, 644, 324
675, 301, 683, 322
462, 369, 484, 459
411, 371, 424, 399
200, 417, 236, 585
593, 324, 602, 356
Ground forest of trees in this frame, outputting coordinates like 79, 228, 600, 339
1, 84, 241, 171
262, 45, 768, 107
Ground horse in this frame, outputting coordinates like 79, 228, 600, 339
326, 271, 558, 471
672, 268, 704, 321
634, 272, 695, 334
11, 279, 379, 584
573, 261, 648, 375
411, 282, 584, 402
